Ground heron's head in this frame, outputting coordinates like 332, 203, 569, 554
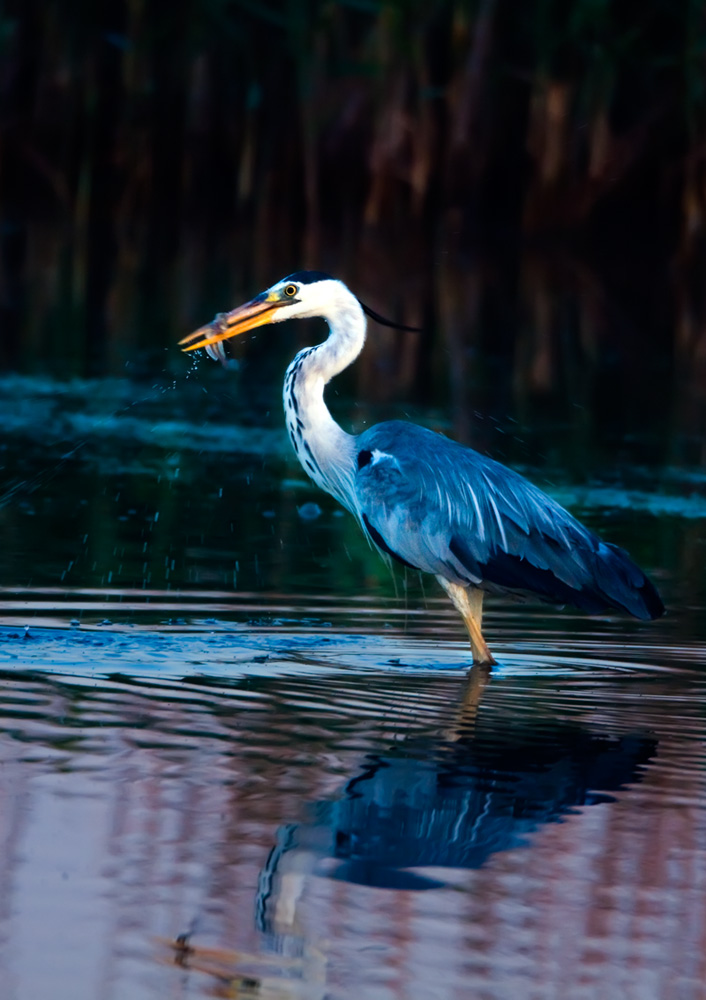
179, 271, 350, 356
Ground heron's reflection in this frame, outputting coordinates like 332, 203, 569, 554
257, 667, 655, 935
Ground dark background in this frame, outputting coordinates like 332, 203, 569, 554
1, 0, 705, 461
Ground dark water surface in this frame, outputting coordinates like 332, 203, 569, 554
1, 372, 705, 999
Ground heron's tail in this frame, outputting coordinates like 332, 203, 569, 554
592, 542, 664, 621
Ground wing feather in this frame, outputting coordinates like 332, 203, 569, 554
354, 421, 663, 620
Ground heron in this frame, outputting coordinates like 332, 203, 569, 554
180, 271, 664, 665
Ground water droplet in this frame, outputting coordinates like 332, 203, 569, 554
297, 502, 322, 521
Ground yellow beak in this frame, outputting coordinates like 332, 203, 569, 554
179, 293, 281, 353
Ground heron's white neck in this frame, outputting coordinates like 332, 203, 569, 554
282, 287, 365, 513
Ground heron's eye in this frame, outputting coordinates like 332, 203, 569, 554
284, 284, 298, 297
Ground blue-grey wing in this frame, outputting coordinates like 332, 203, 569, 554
354, 421, 663, 620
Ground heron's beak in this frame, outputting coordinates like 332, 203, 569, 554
179, 292, 282, 353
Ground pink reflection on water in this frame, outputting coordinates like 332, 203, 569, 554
0, 659, 703, 998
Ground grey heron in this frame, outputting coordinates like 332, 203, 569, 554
180, 271, 664, 664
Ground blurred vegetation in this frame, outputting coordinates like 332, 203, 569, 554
1, 0, 706, 453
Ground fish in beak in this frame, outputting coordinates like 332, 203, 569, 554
179, 291, 284, 360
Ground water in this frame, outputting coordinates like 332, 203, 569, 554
0, 371, 705, 1000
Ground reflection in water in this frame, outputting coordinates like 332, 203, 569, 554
0, 646, 702, 999
256, 669, 655, 941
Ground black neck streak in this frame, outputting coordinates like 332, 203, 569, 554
284, 349, 319, 474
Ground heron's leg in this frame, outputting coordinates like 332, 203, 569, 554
436, 578, 496, 666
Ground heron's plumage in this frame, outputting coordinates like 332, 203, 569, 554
355, 421, 663, 620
